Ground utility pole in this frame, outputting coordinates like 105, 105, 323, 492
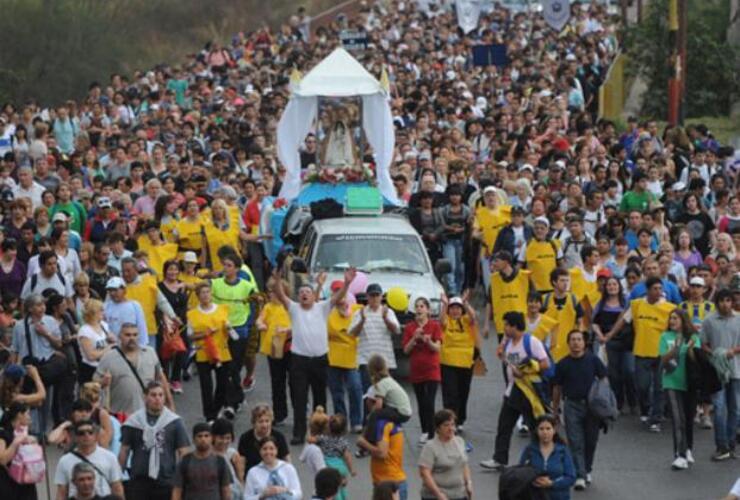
667, 0, 687, 126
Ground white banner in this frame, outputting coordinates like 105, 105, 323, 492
456, 0, 481, 34
542, 0, 570, 32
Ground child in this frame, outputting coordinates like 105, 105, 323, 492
361, 354, 412, 445
317, 413, 355, 500
301, 406, 328, 477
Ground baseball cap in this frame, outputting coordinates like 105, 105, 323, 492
330, 280, 344, 293
483, 186, 498, 195
448, 297, 464, 307
3, 364, 26, 382
596, 268, 613, 279
533, 216, 550, 227
366, 283, 383, 295
689, 277, 706, 287
105, 276, 126, 289
97, 197, 112, 209
183, 251, 199, 264
51, 212, 68, 223
520, 163, 534, 173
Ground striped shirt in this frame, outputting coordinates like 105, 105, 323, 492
351, 306, 400, 368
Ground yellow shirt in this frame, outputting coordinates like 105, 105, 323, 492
327, 304, 362, 369
136, 235, 178, 280
542, 293, 579, 362
160, 217, 179, 243
524, 239, 560, 292
474, 205, 511, 255
176, 217, 205, 254
530, 314, 559, 343
258, 301, 291, 356
188, 304, 232, 363
370, 421, 405, 484
204, 220, 241, 272
569, 267, 599, 307
631, 298, 676, 358
126, 274, 159, 336
491, 269, 530, 334
179, 272, 206, 309
440, 316, 476, 368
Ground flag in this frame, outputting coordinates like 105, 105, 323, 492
542, 0, 570, 32
456, 0, 481, 34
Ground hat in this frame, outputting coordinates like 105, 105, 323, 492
366, 283, 383, 295
97, 196, 112, 209
483, 186, 498, 195
330, 280, 344, 293
689, 276, 706, 287
51, 212, 68, 223
533, 216, 550, 227
105, 276, 126, 289
183, 251, 199, 264
520, 163, 534, 173
596, 268, 613, 279
3, 364, 26, 382
670, 181, 687, 191
418, 151, 432, 161
448, 297, 464, 307
565, 53, 577, 62
493, 250, 514, 263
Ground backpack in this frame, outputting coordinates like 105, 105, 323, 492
587, 377, 618, 421
30, 270, 66, 291
9, 442, 46, 484
506, 332, 556, 380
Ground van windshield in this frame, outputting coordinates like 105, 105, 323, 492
314, 234, 430, 274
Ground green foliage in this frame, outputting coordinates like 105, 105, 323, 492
624, 0, 740, 119
0, 0, 338, 106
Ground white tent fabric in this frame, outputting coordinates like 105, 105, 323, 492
276, 96, 317, 201
277, 47, 397, 204
294, 47, 384, 97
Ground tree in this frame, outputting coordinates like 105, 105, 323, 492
625, 0, 740, 118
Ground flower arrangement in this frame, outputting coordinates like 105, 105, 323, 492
302, 163, 376, 185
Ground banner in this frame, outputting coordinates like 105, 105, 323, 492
456, 0, 481, 34
542, 0, 570, 32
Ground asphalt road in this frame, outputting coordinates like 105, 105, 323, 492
42, 333, 738, 500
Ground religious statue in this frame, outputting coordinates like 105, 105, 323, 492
320, 106, 359, 169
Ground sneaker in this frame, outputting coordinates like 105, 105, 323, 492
711, 448, 731, 461
222, 406, 235, 420
480, 459, 505, 471
700, 415, 713, 429
586, 473, 592, 485
355, 448, 369, 458
170, 381, 183, 394
574, 478, 587, 491
516, 416, 529, 436
351, 425, 363, 434
465, 441, 473, 453
686, 449, 694, 464
241, 375, 255, 392
290, 436, 304, 446
648, 423, 661, 433
671, 457, 689, 470
418, 434, 428, 445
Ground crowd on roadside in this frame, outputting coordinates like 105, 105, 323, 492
0, 0, 738, 498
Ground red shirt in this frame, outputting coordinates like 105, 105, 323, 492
243, 198, 261, 233
402, 319, 442, 383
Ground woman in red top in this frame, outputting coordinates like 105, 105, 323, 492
402, 296, 442, 444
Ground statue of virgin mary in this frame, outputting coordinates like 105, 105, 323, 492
321, 108, 358, 168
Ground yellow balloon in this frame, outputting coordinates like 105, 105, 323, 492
386, 287, 409, 312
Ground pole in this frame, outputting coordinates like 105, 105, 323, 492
667, 0, 679, 125
677, 0, 687, 125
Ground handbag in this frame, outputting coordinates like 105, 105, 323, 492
160, 324, 187, 361
473, 357, 488, 377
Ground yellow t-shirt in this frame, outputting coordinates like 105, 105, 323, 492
179, 272, 206, 310
176, 217, 205, 254
327, 304, 362, 369
542, 293, 579, 362
474, 205, 511, 255
631, 298, 676, 358
258, 301, 291, 357
491, 269, 530, 334
370, 421, 406, 484
160, 217, 179, 243
126, 274, 160, 336
136, 236, 178, 280
187, 304, 232, 363
440, 316, 476, 368
569, 267, 599, 307
204, 220, 241, 272
524, 239, 560, 292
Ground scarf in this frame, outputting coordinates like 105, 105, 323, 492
123, 407, 180, 479
262, 462, 291, 500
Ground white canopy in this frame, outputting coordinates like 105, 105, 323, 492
293, 47, 384, 97
277, 47, 398, 205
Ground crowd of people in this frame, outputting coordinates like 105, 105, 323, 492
0, 0, 738, 498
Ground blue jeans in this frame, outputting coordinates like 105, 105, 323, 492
480, 254, 492, 290
712, 379, 739, 451
564, 399, 600, 479
606, 346, 637, 410
327, 366, 363, 427
635, 356, 663, 423
397, 480, 408, 500
443, 239, 464, 295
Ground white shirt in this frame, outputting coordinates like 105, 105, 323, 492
54, 446, 122, 498
13, 181, 46, 209
244, 460, 302, 500
78, 322, 110, 367
287, 299, 332, 357
351, 305, 400, 369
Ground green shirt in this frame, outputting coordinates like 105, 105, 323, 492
619, 190, 654, 214
49, 201, 87, 234
658, 330, 701, 391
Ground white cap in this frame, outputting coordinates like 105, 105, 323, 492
534, 216, 550, 227
672, 181, 687, 191
483, 186, 498, 195
97, 196, 112, 209
183, 251, 199, 264
448, 297, 464, 307
51, 212, 68, 223
520, 163, 534, 172
106, 277, 126, 289
565, 53, 577, 61
689, 277, 706, 287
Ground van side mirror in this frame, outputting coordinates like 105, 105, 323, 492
435, 259, 452, 276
